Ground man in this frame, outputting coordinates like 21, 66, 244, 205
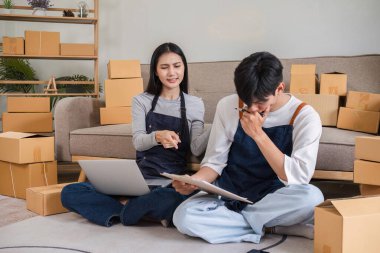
172, 52, 324, 244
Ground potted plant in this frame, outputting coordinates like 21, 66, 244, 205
2, 0, 14, 14
27, 0, 53, 16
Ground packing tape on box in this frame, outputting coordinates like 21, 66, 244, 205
9, 163, 16, 198
8, 162, 49, 198
34, 146, 41, 162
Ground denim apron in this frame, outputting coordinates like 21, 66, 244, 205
217, 100, 307, 212
136, 92, 190, 178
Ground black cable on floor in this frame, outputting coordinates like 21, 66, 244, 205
246, 235, 288, 253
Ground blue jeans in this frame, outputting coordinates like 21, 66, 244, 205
61, 182, 189, 227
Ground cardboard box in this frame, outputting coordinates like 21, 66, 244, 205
100, 106, 132, 125
360, 184, 380, 196
26, 183, 70, 216
314, 195, 380, 253
355, 136, 380, 163
0, 132, 54, 164
25, 31, 60, 56
337, 107, 379, 134
346, 91, 380, 112
294, 94, 339, 126
7, 97, 50, 113
3, 37, 24, 55
2, 112, 53, 133
104, 78, 143, 107
354, 160, 380, 185
107, 60, 141, 79
60, 43, 95, 56
320, 72, 347, 96
290, 64, 317, 94
0, 161, 57, 199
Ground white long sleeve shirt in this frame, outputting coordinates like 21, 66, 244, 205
201, 94, 322, 185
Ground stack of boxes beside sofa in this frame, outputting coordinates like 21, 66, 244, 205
100, 60, 144, 125
354, 136, 380, 195
3, 97, 53, 133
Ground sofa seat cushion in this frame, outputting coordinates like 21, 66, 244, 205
316, 127, 375, 172
70, 124, 136, 159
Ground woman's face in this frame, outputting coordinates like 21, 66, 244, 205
156, 52, 185, 92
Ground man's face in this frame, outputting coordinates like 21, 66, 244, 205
246, 95, 277, 114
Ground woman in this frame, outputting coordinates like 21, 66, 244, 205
61, 42, 209, 227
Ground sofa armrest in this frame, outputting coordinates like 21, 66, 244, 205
54, 97, 105, 161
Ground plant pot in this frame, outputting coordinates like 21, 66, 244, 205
32, 7, 47, 16
1, 9, 14, 14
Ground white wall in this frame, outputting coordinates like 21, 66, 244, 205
1, 0, 380, 88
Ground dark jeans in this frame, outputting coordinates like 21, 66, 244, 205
61, 182, 190, 227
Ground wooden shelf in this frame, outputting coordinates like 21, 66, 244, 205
0, 14, 97, 24
1, 54, 97, 60
0, 93, 98, 97
0, 80, 95, 85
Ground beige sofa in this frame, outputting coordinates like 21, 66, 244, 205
54, 55, 380, 180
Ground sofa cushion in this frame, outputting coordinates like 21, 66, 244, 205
316, 127, 374, 171
70, 124, 136, 159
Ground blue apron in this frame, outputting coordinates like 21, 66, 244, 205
136, 92, 190, 178
217, 101, 306, 212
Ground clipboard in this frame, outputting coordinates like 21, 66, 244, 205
161, 172, 253, 204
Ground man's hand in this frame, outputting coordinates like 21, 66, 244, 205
155, 130, 181, 149
172, 179, 199, 195
240, 106, 270, 140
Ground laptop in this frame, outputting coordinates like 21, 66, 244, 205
78, 159, 172, 196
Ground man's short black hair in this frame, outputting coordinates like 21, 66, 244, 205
234, 51, 283, 106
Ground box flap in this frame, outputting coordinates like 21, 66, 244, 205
0, 131, 36, 139
331, 195, 380, 217
291, 64, 316, 74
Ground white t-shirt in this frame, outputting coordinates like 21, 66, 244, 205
201, 94, 322, 185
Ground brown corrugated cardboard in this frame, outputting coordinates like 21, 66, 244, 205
290, 64, 317, 94
354, 160, 380, 185
293, 94, 339, 126
25, 31, 60, 56
314, 195, 380, 253
355, 136, 380, 163
337, 107, 379, 134
0, 132, 54, 164
104, 78, 143, 107
346, 91, 380, 112
26, 183, 70, 216
7, 97, 50, 113
100, 106, 132, 125
360, 184, 380, 196
60, 43, 95, 56
320, 72, 347, 96
0, 161, 57, 199
2, 112, 53, 133
107, 60, 141, 79
3, 37, 24, 55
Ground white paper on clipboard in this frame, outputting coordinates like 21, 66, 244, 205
161, 172, 253, 204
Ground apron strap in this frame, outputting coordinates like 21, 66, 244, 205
238, 99, 244, 119
150, 95, 160, 112
289, 102, 307, 125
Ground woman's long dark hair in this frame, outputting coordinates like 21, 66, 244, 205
145, 42, 189, 95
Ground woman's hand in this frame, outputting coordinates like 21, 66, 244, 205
155, 130, 181, 149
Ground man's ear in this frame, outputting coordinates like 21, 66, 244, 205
277, 82, 286, 94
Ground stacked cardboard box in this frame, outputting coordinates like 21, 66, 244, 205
337, 91, 380, 134
2, 97, 53, 133
291, 65, 343, 126
100, 60, 144, 125
0, 132, 57, 199
25, 31, 60, 56
60, 43, 95, 56
354, 136, 380, 195
2, 36, 24, 55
